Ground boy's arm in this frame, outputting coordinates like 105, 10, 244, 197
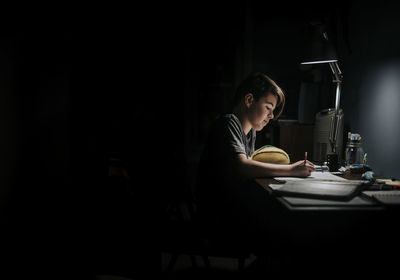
234, 153, 314, 178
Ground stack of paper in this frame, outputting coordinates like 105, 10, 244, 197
270, 172, 368, 200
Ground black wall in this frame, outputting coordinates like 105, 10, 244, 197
0, 13, 159, 278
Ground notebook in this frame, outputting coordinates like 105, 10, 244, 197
269, 179, 368, 201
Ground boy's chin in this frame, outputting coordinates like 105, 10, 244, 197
257, 121, 269, 130
255, 125, 265, 131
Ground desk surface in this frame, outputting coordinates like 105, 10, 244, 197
255, 171, 387, 211
253, 171, 400, 276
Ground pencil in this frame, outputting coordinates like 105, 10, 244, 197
304, 151, 307, 165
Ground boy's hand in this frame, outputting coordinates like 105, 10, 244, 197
290, 160, 315, 177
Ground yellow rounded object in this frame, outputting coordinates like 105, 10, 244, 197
252, 145, 290, 164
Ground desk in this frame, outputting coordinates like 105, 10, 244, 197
255, 177, 385, 211
252, 173, 400, 276
255, 171, 399, 211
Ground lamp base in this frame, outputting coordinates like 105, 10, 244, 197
313, 108, 344, 164
326, 153, 339, 172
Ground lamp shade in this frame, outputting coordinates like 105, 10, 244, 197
300, 24, 338, 65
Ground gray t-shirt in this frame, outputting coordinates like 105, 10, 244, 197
223, 114, 256, 159
195, 114, 256, 228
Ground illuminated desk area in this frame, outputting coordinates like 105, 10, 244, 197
255, 171, 399, 211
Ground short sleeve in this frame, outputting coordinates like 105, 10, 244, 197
212, 115, 248, 158
226, 118, 247, 155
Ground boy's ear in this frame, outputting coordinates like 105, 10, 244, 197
244, 93, 254, 108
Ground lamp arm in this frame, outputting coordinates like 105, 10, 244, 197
328, 62, 343, 153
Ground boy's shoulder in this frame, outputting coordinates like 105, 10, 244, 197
213, 114, 243, 135
216, 113, 239, 125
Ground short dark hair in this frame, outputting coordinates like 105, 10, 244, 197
233, 72, 285, 120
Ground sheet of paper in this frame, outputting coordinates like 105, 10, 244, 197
309, 171, 347, 181
363, 190, 400, 205
274, 171, 347, 182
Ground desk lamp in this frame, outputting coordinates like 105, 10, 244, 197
300, 25, 343, 169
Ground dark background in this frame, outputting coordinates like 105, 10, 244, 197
1, 0, 400, 278
0, 11, 158, 279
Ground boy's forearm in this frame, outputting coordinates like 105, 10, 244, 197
235, 154, 292, 178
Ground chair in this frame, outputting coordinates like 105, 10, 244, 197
160, 178, 252, 274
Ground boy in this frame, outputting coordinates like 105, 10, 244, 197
195, 72, 314, 241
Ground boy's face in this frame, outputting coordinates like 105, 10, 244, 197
247, 93, 277, 131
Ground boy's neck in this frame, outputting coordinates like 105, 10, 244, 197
233, 106, 251, 135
